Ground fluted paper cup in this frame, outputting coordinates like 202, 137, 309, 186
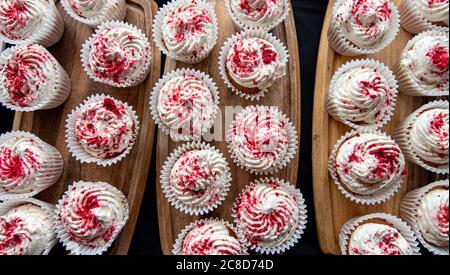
399, 0, 449, 34
61, 0, 126, 28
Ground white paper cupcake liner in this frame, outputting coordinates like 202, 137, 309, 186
395, 29, 449, 97
160, 141, 231, 216
0, 131, 63, 201
150, 68, 220, 141
0, 198, 58, 255
54, 181, 129, 255
399, 0, 449, 34
328, 129, 405, 205
219, 29, 289, 101
225, 0, 290, 32
80, 20, 152, 88
61, 0, 127, 28
0, 44, 71, 112
326, 59, 399, 131
152, 0, 219, 64
339, 213, 421, 255
400, 179, 449, 255
0, 0, 64, 47
172, 218, 249, 255
65, 94, 140, 167
231, 177, 308, 255
327, 0, 400, 56
393, 100, 449, 174
227, 105, 298, 175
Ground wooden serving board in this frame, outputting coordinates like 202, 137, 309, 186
312, 0, 447, 255
11, 0, 161, 255
155, 0, 301, 255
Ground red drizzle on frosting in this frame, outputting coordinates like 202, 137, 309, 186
437, 204, 449, 235
0, 217, 30, 255
0, 0, 30, 40
426, 45, 449, 72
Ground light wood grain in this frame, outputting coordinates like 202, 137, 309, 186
155, 0, 301, 255
312, 0, 447, 255
11, 0, 161, 255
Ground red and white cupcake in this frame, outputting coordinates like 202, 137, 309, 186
54, 181, 129, 255
0, 0, 64, 47
219, 29, 288, 100
160, 142, 231, 216
0, 198, 57, 255
232, 178, 307, 254
153, 0, 218, 64
81, 21, 152, 87
328, 0, 400, 56
61, 0, 126, 28
0, 131, 63, 200
0, 44, 71, 112
395, 29, 449, 97
65, 94, 139, 167
393, 100, 449, 174
172, 218, 248, 255
326, 59, 398, 130
328, 130, 407, 204
226, 0, 290, 31
399, 0, 449, 34
150, 68, 220, 141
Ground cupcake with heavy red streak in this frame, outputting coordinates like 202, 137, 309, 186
153, 0, 218, 64
220, 30, 288, 100
394, 100, 449, 174
232, 178, 307, 254
399, 0, 449, 34
395, 29, 449, 97
81, 21, 152, 87
172, 219, 247, 255
66, 94, 139, 167
328, 0, 400, 56
0, 131, 63, 200
54, 181, 129, 255
61, 0, 126, 28
0, 44, 71, 112
0, 0, 64, 47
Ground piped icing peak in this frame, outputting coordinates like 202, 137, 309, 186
418, 188, 449, 247
229, 0, 288, 29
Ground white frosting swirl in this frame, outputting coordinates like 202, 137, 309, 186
410, 108, 449, 167
170, 149, 227, 208
416, 0, 449, 25
158, 75, 215, 138
335, 133, 406, 195
226, 37, 285, 90
229, 0, 288, 28
349, 223, 414, 255
181, 221, 243, 255
67, 0, 107, 19
0, 204, 51, 255
418, 188, 449, 247
334, 0, 393, 48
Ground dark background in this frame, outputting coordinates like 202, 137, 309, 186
0, 0, 329, 255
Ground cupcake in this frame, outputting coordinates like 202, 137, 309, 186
328, 130, 407, 204
226, 0, 290, 31
172, 218, 247, 255
153, 0, 218, 64
395, 29, 449, 97
0, 0, 64, 47
227, 105, 297, 175
326, 59, 398, 130
54, 181, 129, 255
65, 94, 139, 167
401, 180, 449, 255
232, 178, 307, 254
399, 0, 449, 34
81, 21, 152, 87
160, 142, 231, 216
393, 100, 449, 174
150, 68, 219, 141
339, 213, 420, 255
0, 44, 71, 112
219, 30, 288, 100
0, 199, 56, 255
61, 0, 126, 28
327, 0, 400, 56
0, 131, 63, 200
